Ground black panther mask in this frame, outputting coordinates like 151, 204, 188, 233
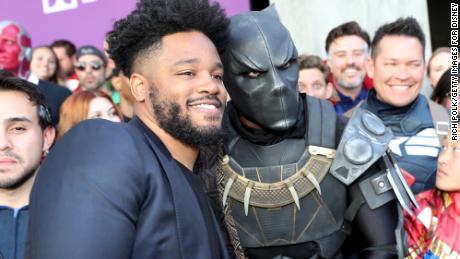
223, 6, 300, 132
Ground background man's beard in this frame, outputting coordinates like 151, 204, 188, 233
149, 87, 225, 147
338, 76, 364, 89
0, 167, 36, 189
338, 64, 365, 89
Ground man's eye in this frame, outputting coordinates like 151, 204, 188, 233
280, 61, 292, 69
312, 83, 324, 89
10, 127, 26, 133
212, 74, 224, 81
179, 71, 195, 77
245, 71, 261, 78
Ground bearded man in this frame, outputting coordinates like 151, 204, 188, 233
26, 0, 230, 258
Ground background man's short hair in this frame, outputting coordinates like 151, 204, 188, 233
0, 77, 52, 129
51, 39, 77, 57
297, 54, 330, 80
325, 21, 371, 53
76, 45, 107, 65
371, 17, 426, 60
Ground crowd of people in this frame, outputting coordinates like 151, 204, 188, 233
0, 0, 458, 258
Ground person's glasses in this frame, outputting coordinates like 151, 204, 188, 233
76, 61, 103, 71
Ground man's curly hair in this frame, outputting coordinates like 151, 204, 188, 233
107, 0, 229, 77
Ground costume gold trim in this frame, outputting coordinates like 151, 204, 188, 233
222, 145, 335, 215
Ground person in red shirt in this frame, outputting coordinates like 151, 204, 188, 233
405, 133, 460, 258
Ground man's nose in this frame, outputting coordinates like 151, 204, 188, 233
395, 65, 410, 81
197, 74, 222, 95
270, 69, 289, 97
346, 53, 355, 64
0, 132, 12, 151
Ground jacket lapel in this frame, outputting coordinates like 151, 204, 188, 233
129, 118, 212, 259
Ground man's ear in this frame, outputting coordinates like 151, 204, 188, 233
42, 126, 56, 152
366, 58, 375, 79
130, 73, 148, 102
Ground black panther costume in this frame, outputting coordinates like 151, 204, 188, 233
209, 6, 416, 259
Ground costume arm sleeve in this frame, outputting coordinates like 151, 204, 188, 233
26, 121, 144, 259
348, 164, 399, 259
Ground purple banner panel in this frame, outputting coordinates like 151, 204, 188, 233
0, 0, 249, 49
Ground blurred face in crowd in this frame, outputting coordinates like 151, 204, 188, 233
112, 71, 134, 104
0, 90, 54, 190
328, 35, 368, 90
298, 68, 333, 99
75, 55, 106, 90
428, 51, 451, 87
52, 46, 75, 78
368, 36, 425, 107
87, 96, 121, 122
132, 31, 227, 146
436, 134, 460, 191
0, 24, 21, 72
30, 47, 57, 81
103, 39, 115, 79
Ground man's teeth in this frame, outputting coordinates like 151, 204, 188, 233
193, 104, 216, 109
392, 85, 410, 90
344, 68, 358, 74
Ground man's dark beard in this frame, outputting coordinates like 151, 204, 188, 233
149, 86, 225, 147
0, 162, 37, 190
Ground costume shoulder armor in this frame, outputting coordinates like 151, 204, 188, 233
330, 107, 393, 185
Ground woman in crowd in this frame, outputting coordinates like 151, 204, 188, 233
30, 45, 60, 84
405, 132, 460, 258
431, 70, 457, 109
58, 90, 122, 138
427, 47, 451, 88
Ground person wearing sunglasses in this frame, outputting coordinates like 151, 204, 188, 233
74, 45, 108, 92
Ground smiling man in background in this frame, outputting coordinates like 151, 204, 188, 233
326, 21, 371, 114
361, 17, 449, 194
